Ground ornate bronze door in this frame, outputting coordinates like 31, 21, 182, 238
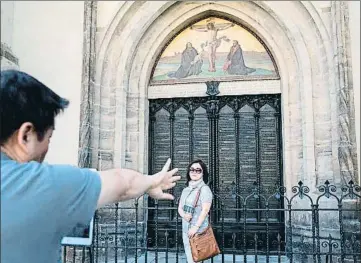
147, 94, 283, 251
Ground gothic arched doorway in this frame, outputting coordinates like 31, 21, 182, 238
146, 16, 283, 251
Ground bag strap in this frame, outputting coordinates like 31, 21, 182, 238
192, 185, 204, 208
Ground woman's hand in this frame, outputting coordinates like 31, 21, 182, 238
183, 213, 192, 222
188, 226, 199, 238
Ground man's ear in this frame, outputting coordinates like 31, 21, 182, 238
17, 122, 36, 146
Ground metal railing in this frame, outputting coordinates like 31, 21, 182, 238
62, 180, 360, 263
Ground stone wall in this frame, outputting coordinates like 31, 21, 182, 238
348, 1, 361, 184
0, 1, 18, 70
1, 1, 86, 165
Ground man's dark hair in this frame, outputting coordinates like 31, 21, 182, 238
0, 70, 69, 144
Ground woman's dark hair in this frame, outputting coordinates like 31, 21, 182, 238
186, 159, 209, 186
0, 70, 69, 144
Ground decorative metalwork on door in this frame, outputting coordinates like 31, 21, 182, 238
148, 94, 283, 250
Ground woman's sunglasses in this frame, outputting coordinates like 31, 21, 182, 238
190, 168, 203, 174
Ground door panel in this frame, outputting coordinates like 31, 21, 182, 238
148, 94, 283, 251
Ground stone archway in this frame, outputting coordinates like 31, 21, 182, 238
89, 1, 346, 192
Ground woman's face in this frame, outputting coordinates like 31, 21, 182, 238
189, 162, 203, 181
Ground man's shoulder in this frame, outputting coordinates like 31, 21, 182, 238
2, 159, 70, 175
1, 158, 42, 178
1, 160, 96, 186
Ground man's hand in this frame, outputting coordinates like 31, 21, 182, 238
147, 158, 180, 200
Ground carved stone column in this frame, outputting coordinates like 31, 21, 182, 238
331, 1, 359, 185
330, 4, 360, 263
78, 1, 97, 168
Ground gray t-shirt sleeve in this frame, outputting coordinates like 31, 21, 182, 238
45, 164, 101, 232
200, 185, 213, 205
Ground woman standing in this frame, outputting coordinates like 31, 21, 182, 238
178, 160, 213, 263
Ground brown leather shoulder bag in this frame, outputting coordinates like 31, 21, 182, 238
189, 186, 220, 262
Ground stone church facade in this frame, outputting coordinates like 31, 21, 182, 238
79, 1, 359, 189
1, 1, 360, 262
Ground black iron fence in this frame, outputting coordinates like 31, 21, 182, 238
62, 180, 360, 263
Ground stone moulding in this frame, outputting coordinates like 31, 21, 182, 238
0, 42, 18, 66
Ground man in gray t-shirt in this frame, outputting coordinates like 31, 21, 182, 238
0, 70, 180, 263
1, 154, 101, 262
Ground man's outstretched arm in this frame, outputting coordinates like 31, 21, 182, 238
96, 159, 179, 208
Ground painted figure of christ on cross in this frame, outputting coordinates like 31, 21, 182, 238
190, 18, 234, 72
